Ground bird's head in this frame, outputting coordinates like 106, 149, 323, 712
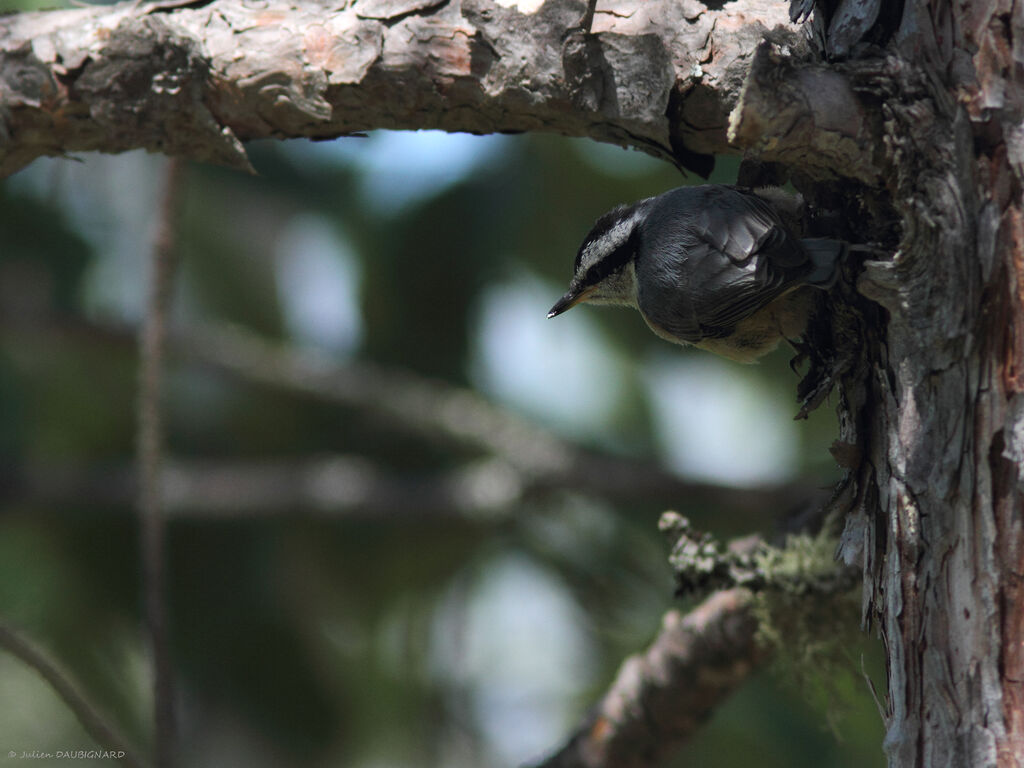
547, 199, 650, 318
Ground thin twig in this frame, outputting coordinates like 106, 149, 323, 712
0, 619, 147, 768
137, 157, 185, 768
579, 0, 598, 32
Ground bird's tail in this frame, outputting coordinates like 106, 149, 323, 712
800, 238, 848, 287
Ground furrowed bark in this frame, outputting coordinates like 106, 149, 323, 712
821, 5, 1024, 767
720, 3, 1024, 766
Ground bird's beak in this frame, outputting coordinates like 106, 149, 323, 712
547, 285, 594, 318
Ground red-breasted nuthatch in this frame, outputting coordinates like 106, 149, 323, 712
547, 185, 847, 362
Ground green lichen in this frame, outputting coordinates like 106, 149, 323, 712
753, 532, 868, 737
661, 511, 876, 736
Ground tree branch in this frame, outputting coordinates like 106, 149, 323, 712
533, 511, 861, 768
0, 0, 798, 176
178, 323, 828, 510
0, 316, 826, 517
531, 589, 764, 768
659, 511, 860, 597
0, 619, 147, 768
180, 322, 580, 479
728, 41, 882, 183
3, 454, 820, 521
136, 157, 183, 768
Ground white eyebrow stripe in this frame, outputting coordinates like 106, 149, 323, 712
578, 209, 644, 272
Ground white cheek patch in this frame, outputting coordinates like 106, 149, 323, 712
587, 260, 640, 308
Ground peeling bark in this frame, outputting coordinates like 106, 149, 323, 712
729, 41, 882, 183
0, 0, 816, 177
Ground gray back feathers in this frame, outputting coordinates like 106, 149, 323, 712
634, 186, 839, 342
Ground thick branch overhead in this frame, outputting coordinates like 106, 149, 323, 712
0, 0, 803, 175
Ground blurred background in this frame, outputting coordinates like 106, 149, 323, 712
0, 132, 884, 767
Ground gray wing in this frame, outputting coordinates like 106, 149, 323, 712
634, 186, 812, 342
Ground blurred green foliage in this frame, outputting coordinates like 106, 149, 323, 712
0, 133, 884, 767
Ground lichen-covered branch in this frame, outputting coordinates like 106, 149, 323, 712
531, 511, 861, 768
0, 0, 881, 178
659, 511, 860, 598
531, 589, 764, 768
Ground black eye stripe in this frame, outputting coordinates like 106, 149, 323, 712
580, 228, 637, 287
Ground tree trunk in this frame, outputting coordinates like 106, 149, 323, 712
804, 3, 1024, 766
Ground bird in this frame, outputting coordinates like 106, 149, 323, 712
547, 185, 847, 363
